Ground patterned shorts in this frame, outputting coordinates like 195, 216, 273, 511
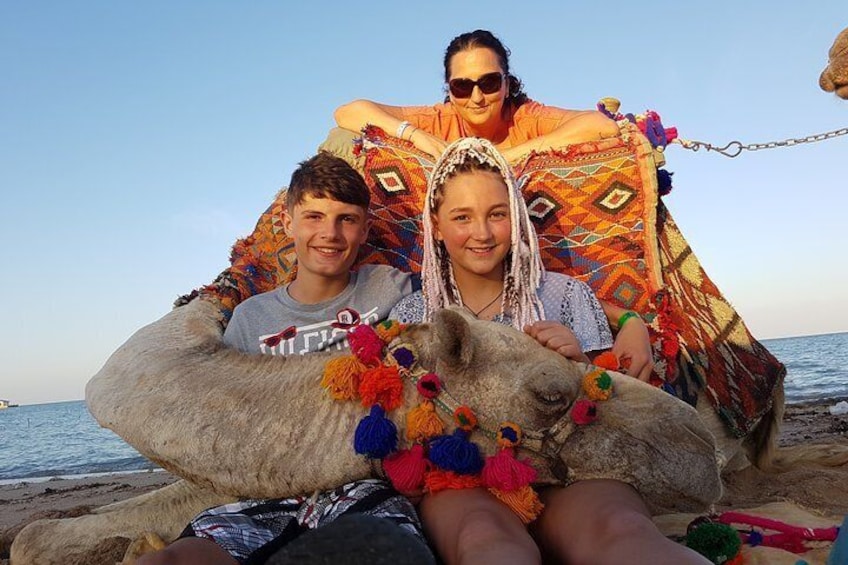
183, 479, 423, 564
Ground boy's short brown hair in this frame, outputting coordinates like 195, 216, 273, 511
286, 152, 370, 211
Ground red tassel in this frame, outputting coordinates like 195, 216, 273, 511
359, 365, 404, 411
424, 469, 482, 494
482, 448, 537, 491
384, 444, 429, 495
348, 324, 385, 365
593, 351, 620, 371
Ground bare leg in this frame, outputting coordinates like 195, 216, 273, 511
531, 480, 711, 565
420, 488, 540, 565
136, 537, 238, 565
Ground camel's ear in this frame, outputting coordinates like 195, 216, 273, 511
432, 308, 476, 368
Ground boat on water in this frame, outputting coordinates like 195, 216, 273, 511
0, 399, 19, 409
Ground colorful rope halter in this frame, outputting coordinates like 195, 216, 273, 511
321, 321, 621, 523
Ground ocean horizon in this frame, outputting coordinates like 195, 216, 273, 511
2, 331, 846, 482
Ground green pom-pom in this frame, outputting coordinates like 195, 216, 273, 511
685, 522, 741, 564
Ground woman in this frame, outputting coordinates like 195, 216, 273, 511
336, 29, 653, 381
390, 137, 709, 565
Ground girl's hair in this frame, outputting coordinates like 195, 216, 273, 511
442, 29, 529, 109
421, 138, 545, 330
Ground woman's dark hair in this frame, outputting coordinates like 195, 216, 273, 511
442, 29, 529, 109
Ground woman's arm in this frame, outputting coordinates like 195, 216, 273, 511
501, 111, 619, 163
334, 99, 447, 159
598, 300, 654, 382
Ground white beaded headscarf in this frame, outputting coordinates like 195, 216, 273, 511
421, 137, 545, 330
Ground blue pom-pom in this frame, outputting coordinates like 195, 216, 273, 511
392, 347, 415, 369
747, 530, 763, 546
354, 405, 397, 458
657, 168, 674, 196
428, 429, 483, 475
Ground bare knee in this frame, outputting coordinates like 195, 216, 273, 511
136, 537, 236, 565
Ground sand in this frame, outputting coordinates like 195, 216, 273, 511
2, 399, 847, 562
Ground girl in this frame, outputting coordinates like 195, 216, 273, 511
390, 138, 709, 565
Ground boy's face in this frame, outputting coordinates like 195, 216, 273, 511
283, 195, 370, 283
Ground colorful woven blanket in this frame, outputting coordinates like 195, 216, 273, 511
193, 127, 783, 437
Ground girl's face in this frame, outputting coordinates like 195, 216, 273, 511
432, 169, 511, 282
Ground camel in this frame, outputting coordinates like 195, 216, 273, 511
11, 300, 722, 564
821, 27, 848, 99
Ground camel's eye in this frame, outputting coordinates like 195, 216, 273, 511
536, 391, 564, 405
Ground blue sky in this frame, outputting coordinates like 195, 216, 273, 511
2, 2, 846, 404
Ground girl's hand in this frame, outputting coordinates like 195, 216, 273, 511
612, 317, 654, 382
524, 321, 589, 363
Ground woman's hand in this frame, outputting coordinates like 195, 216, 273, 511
524, 321, 589, 363
409, 129, 448, 160
611, 317, 654, 382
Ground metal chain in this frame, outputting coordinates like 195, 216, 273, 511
677, 126, 848, 158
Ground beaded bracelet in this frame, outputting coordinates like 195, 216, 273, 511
396, 121, 412, 140
617, 311, 640, 330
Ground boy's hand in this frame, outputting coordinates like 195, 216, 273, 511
524, 321, 589, 363
612, 318, 654, 382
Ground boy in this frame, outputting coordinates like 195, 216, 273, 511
139, 153, 430, 565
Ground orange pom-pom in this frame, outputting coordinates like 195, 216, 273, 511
482, 448, 537, 491
375, 319, 405, 343
321, 355, 366, 401
593, 351, 620, 371
383, 444, 429, 495
359, 365, 404, 411
406, 400, 445, 442
488, 485, 544, 524
454, 405, 478, 431
424, 469, 482, 494
582, 368, 613, 401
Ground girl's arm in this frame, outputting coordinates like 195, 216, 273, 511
334, 99, 447, 159
598, 300, 654, 382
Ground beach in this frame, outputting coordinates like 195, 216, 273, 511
2, 399, 847, 562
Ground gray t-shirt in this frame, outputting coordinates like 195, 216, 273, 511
390, 272, 613, 353
224, 265, 412, 355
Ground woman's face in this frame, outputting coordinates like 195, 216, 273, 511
432, 169, 511, 282
448, 47, 508, 131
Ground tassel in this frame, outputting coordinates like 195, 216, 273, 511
428, 429, 484, 475
383, 444, 428, 494
593, 351, 620, 371
416, 373, 442, 399
348, 324, 384, 365
406, 400, 445, 442
359, 365, 404, 411
354, 405, 397, 458
391, 346, 416, 370
453, 405, 478, 432
321, 355, 366, 401
489, 485, 544, 524
375, 319, 404, 343
571, 399, 598, 425
482, 448, 537, 491
424, 469, 482, 494
582, 369, 613, 401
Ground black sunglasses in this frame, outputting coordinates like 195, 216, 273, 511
448, 72, 503, 98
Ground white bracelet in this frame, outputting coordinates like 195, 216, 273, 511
396, 121, 411, 140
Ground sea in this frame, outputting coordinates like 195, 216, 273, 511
1, 332, 846, 483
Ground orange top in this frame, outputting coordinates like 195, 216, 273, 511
400, 100, 575, 148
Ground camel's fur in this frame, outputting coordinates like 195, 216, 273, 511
13, 299, 722, 564
821, 27, 848, 99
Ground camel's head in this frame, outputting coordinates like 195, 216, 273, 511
401, 308, 722, 513
820, 27, 848, 99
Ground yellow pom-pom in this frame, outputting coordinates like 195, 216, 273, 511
321, 355, 366, 401
489, 485, 544, 524
582, 368, 613, 401
406, 400, 445, 442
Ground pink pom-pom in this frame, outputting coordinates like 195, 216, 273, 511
571, 399, 598, 425
482, 448, 537, 491
348, 324, 384, 365
383, 444, 429, 494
